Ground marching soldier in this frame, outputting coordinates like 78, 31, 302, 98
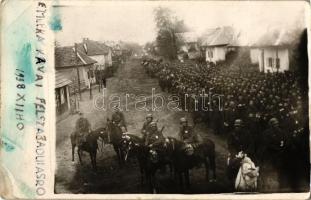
261, 118, 286, 164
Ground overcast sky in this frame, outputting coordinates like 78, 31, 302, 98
55, 1, 308, 46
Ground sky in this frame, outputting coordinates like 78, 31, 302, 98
55, 1, 308, 46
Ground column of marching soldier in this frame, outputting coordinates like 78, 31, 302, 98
141, 58, 309, 190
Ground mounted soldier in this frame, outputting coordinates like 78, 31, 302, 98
75, 112, 91, 144
141, 114, 153, 141
145, 121, 165, 148
179, 117, 202, 149
111, 106, 126, 130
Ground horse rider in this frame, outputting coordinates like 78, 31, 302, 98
144, 121, 165, 148
141, 113, 153, 141
179, 117, 202, 148
75, 112, 91, 144
226, 119, 254, 189
111, 106, 126, 130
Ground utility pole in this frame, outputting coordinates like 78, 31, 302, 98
74, 43, 82, 100
88, 69, 93, 99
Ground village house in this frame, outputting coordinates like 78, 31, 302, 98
55, 45, 97, 96
200, 26, 235, 64
78, 38, 112, 67
55, 71, 72, 116
175, 32, 200, 60
250, 31, 291, 73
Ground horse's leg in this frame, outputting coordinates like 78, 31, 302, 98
169, 162, 174, 179
72, 144, 75, 162
94, 150, 97, 171
185, 169, 190, 191
209, 154, 217, 181
204, 157, 210, 181
178, 172, 184, 192
138, 160, 144, 186
78, 148, 83, 165
113, 144, 121, 165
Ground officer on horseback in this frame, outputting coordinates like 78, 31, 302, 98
141, 113, 153, 141
111, 106, 126, 130
179, 117, 202, 147
75, 112, 91, 144
145, 121, 165, 147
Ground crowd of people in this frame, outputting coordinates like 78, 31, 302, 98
142, 58, 309, 191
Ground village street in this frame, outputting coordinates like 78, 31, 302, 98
55, 58, 233, 194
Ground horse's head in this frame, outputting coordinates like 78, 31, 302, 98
120, 134, 142, 161
148, 149, 159, 163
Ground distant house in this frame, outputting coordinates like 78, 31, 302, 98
55, 71, 72, 116
200, 26, 235, 64
251, 30, 291, 73
55, 45, 97, 91
175, 32, 200, 60
77, 38, 113, 69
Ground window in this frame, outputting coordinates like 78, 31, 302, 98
276, 58, 280, 69
208, 50, 213, 58
268, 57, 273, 67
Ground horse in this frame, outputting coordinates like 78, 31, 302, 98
70, 128, 106, 171
106, 118, 126, 166
120, 134, 147, 185
120, 133, 173, 193
164, 136, 216, 192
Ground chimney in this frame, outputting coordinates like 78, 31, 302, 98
74, 43, 78, 56
83, 38, 88, 54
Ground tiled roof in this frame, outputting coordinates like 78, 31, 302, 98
55, 46, 97, 68
77, 39, 111, 56
55, 70, 72, 88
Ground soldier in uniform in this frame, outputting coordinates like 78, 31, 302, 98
179, 117, 202, 147
144, 121, 165, 148
111, 106, 126, 130
141, 113, 153, 141
75, 112, 91, 144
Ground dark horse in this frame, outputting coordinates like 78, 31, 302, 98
165, 136, 216, 192
120, 134, 173, 193
70, 127, 107, 171
106, 118, 125, 166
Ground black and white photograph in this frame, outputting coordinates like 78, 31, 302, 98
54, 1, 309, 194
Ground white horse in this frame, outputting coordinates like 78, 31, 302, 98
235, 152, 260, 192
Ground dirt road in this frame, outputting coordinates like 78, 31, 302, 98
55, 58, 232, 194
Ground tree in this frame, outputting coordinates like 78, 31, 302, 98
153, 7, 189, 60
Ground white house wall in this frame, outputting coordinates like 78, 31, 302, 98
250, 49, 260, 64
205, 46, 227, 64
90, 55, 106, 70
258, 47, 289, 73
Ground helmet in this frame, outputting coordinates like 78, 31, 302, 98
146, 114, 153, 119
234, 119, 243, 127
269, 118, 279, 126
150, 121, 157, 127
180, 117, 187, 123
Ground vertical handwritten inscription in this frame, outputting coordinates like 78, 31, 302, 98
34, 2, 47, 196
15, 69, 26, 132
